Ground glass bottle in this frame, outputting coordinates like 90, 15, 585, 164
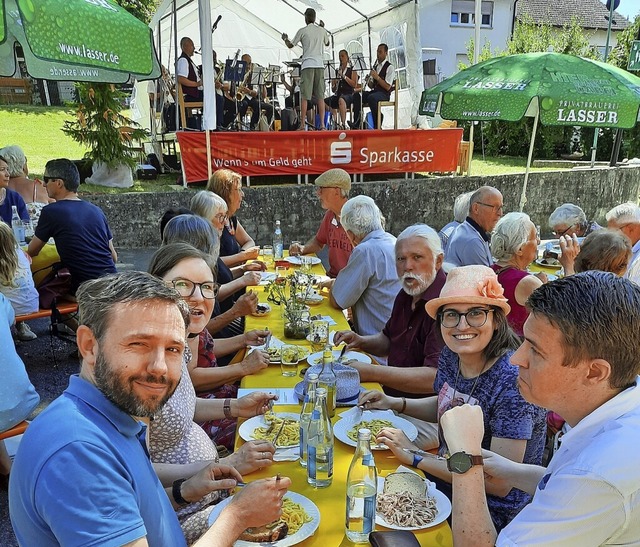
345, 428, 378, 543
319, 345, 337, 417
307, 387, 333, 488
11, 206, 26, 245
273, 220, 283, 259
299, 373, 319, 468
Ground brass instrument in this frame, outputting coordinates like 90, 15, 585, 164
236, 63, 253, 101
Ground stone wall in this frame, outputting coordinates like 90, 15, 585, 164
85, 166, 640, 249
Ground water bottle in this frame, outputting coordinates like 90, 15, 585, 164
11, 206, 26, 245
345, 428, 378, 543
318, 345, 337, 418
307, 387, 333, 488
299, 373, 319, 468
273, 220, 283, 259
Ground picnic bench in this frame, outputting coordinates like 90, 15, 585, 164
0, 77, 32, 105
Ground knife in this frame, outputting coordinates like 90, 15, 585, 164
264, 328, 272, 351
402, 448, 445, 460
272, 419, 288, 447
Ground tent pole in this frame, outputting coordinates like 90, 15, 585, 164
519, 110, 539, 212
173, 0, 179, 133
206, 129, 212, 180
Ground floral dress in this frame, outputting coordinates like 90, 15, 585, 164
148, 349, 224, 545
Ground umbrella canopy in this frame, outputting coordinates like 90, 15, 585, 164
419, 52, 640, 210
0, 0, 160, 82
420, 52, 640, 129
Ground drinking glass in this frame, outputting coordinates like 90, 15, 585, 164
281, 345, 299, 377
262, 245, 274, 268
275, 265, 288, 280
300, 255, 312, 274
309, 319, 329, 352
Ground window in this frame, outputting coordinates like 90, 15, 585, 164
380, 25, 407, 90
450, 1, 493, 28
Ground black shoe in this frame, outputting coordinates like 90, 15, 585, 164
348, 120, 359, 130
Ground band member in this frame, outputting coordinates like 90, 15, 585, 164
282, 72, 316, 130
324, 50, 358, 130
282, 8, 330, 130
351, 43, 395, 130
236, 54, 275, 130
176, 37, 203, 102
212, 50, 228, 130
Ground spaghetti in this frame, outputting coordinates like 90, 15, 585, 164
346, 418, 394, 442
252, 414, 299, 447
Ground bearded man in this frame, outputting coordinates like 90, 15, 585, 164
334, 224, 446, 448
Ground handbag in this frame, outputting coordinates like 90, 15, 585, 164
37, 263, 72, 309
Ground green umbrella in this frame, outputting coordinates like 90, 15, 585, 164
0, 0, 160, 83
419, 52, 640, 210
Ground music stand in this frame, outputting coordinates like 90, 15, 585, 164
350, 53, 370, 129
224, 59, 247, 130
250, 66, 269, 129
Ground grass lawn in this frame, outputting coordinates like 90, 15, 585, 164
1, 105, 562, 194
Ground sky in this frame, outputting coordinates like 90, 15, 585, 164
610, 1, 639, 21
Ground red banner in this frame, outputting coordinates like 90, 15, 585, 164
176, 128, 463, 183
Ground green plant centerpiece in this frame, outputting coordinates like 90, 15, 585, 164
266, 272, 315, 339
63, 83, 148, 188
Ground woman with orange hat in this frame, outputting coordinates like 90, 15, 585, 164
359, 265, 547, 530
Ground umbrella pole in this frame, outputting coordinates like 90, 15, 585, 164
519, 111, 539, 212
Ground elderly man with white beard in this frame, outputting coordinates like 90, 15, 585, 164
334, 224, 446, 448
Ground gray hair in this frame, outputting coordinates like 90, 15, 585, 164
527, 272, 640, 390
0, 145, 27, 177
76, 271, 190, 343
190, 190, 228, 221
453, 191, 473, 223
605, 202, 640, 225
491, 212, 533, 261
548, 203, 587, 230
340, 195, 383, 238
397, 224, 443, 257
162, 214, 220, 261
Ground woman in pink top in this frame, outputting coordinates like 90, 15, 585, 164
490, 213, 544, 337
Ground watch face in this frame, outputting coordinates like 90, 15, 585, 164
448, 452, 472, 474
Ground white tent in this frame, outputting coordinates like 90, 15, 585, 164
141, 0, 423, 131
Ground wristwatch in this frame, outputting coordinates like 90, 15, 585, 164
446, 451, 483, 474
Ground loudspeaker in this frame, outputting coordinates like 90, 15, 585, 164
164, 154, 181, 171
136, 165, 158, 180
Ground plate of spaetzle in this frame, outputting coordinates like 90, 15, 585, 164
239, 412, 300, 448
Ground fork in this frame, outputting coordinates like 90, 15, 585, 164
271, 419, 288, 447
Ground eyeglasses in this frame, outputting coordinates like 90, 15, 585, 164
171, 279, 219, 299
43, 176, 60, 184
439, 308, 494, 328
214, 213, 228, 222
552, 224, 575, 237
476, 202, 504, 214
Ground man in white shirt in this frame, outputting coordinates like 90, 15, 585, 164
282, 8, 329, 130
351, 43, 395, 129
441, 271, 640, 546
606, 201, 640, 284
176, 37, 202, 103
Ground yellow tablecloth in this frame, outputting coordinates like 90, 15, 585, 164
235, 259, 453, 547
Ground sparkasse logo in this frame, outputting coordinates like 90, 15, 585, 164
330, 132, 352, 165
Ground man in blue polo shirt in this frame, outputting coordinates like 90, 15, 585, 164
10, 271, 290, 546
445, 186, 503, 267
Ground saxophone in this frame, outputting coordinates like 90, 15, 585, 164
236, 64, 252, 101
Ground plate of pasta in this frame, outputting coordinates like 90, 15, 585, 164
375, 473, 451, 531
207, 490, 320, 546
333, 411, 418, 450
238, 412, 300, 448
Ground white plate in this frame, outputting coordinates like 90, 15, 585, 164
375, 476, 451, 530
259, 272, 277, 285
307, 350, 371, 366
208, 491, 321, 546
285, 256, 322, 266
333, 411, 418, 450
251, 302, 272, 317
535, 258, 562, 270
238, 413, 300, 448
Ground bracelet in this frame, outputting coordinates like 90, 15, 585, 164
412, 454, 424, 468
172, 478, 189, 506
223, 398, 233, 419
399, 397, 407, 414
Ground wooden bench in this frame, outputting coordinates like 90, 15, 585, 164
0, 421, 29, 441
15, 302, 78, 323
0, 77, 32, 105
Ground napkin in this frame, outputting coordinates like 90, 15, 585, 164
273, 446, 300, 462
258, 272, 277, 286
339, 407, 394, 427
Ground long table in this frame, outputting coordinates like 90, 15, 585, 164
234, 259, 453, 546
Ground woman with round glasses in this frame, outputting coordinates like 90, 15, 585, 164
147, 243, 277, 543
491, 212, 545, 337
206, 169, 259, 268
359, 265, 546, 531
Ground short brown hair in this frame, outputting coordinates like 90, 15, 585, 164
574, 229, 632, 276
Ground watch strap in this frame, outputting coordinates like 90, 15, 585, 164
411, 454, 424, 468
223, 398, 233, 419
172, 478, 189, 506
